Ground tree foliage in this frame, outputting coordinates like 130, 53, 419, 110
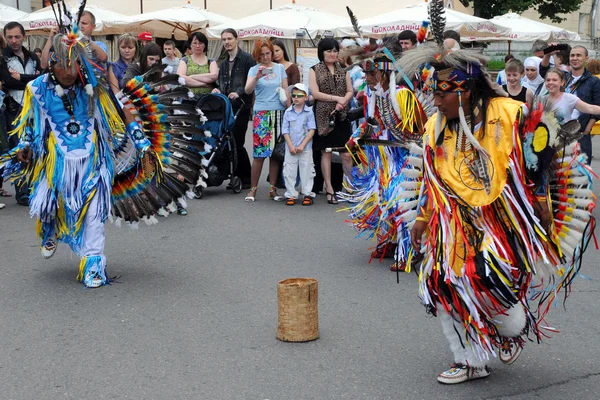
459, 0, 586, 23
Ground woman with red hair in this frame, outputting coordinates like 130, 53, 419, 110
244, 39, 288, 202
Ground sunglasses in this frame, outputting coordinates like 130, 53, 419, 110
291, 93, 306, 98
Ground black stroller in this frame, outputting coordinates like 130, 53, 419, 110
169, 94, 244, 199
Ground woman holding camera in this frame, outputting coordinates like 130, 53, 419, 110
244, 39, 288, 202
309, 38, 353, 204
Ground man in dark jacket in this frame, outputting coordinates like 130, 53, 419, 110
0, 21, 41, 205
212, 28, 256, 188
540, 45, 600, 162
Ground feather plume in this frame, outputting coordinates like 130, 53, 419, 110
76, 0, 87, 25
346, 6, 363, 39
428, 0, 446, 47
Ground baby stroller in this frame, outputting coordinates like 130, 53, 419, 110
169, 93, 243, 199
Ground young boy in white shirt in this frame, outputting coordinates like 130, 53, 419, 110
282, 83, 316, 206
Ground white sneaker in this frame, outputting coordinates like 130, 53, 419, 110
499, 338, 523, 365
0, 203, 5, 209
437, 364, 490, 384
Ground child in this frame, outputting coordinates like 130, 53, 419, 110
502, 59, 533, 104
281, 83, 317, 206
496, 54, 514, 86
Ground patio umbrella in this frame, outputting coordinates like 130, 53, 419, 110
469, 13, 581, 42
18, 3, 129, 34
0, 4, 28, 28
353, 3, 511, 39
206, 3, 355, 40
112, 5, 232, 40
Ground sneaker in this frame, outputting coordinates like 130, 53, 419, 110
498, 338, 523, 365
177, 207, 188, 216
41, 239, 57, 259
0, 203, 5, 209
437, 364, 490, 384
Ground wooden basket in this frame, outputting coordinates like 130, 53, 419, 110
276, 278, 319, 342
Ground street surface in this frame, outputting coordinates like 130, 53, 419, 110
0, 140, 599, 400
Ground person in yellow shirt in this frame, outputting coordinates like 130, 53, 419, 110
400, 44, 595, 384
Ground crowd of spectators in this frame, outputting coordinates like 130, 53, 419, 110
0, 15, 598, 210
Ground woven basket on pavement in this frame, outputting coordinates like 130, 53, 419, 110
276, 278, 319, 342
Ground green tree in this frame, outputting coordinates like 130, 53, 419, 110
459, 0, 586, 23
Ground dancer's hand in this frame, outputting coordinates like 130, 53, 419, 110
410, 220, 428, 253
17, 145, 31, 163
533, 200, 552, 231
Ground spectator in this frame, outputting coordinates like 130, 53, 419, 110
108, 33, 138, 94
77, 11, 108, 64
122, 43, 162, 84
0, 21, 42, 205
531, 40, 549, 59
213, 28, 256, 189
282, 83, 316, 206
443, 30, 461, 51
555, 44, 572, 73
183, 43, 192, 56
443, 30, 461, 42
162, 40, 180, 72
177, 32, 218, 99
523, 57, 545, 94
308, 38, 353, 205
41, 11, 108, 69
586, 59, 600, 76
138, 32, 153, 47
540, 45, 600, 162
33, 47, 42, 59
542, 68, 600, 124
501, 59, 533, 104
243, 39, 288, 202
397, 30, 417, 51
272, 39, 300, 86
496, 54, 515, 86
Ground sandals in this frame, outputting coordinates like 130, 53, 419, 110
286, 198, 295, 206
268, 185, 284, 202
326, 192, 338, 205
245, 187, 257, 202
302, 196, 313, 206
0, 188, 12, 197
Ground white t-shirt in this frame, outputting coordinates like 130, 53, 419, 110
548, 93, 580, 124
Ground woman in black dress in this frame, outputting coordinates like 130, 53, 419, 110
308, 38, 354, 204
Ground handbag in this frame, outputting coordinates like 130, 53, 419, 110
271, 133, 286, 162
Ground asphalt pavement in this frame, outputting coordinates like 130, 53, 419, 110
0, 139, 599, 400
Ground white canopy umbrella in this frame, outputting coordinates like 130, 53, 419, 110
462, 13, 580, 42
18, 3, 129, 34
110, 5, 232, 40
0, 4, 28, 28
206, 4, 355, 40
353, 3, 511, 39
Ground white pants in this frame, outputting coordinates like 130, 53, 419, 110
283, 148, 315, 199
439, 302, 526, 368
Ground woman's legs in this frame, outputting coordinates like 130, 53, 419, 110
340, 152, 353, 178
250, 157, 265, 189
268, 158, 280, 187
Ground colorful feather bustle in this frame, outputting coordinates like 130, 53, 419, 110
341, 86, 427, 266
